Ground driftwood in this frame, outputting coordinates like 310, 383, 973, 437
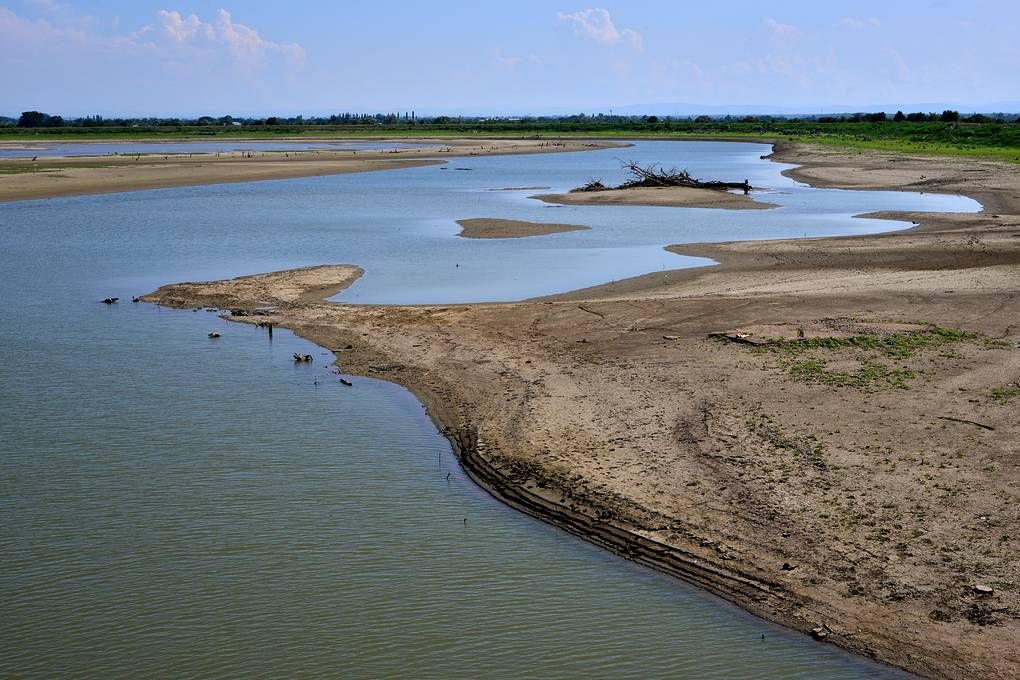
576, 179, 608, 192
574, 162, 751, 194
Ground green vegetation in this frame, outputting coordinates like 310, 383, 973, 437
788, 358, 915, 391
0, 160, 116, 175
14, 110, 65, 128
741, 324, 982, 391
768, 326, 975, 359
0, 165, 50, 175
3, 110, 1019, 162
989, 386, 1020, 403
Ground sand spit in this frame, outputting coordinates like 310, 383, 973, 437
533, 185, 779, 210
144, 142, 1020, 680
0, 138, 624, 202
140, 265, 364, 309
456, 218, 591, 239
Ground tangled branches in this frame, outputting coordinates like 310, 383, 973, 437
572, 162, 752, 194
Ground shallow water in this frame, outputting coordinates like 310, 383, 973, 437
0, 140, 964, 678
0, 140, 427, 158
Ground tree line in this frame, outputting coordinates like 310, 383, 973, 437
7, 109, 1018, 129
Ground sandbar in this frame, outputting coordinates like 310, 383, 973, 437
456, 218, 590, 239
0, 138, 625, 202
533, 185, 779, 210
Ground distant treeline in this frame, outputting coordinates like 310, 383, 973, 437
4, 109, 1019, 130
4, 109, 1019, 161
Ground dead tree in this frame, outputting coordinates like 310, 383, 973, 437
571, 162, 752, 194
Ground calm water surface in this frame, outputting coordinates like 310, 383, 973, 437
0, 141, 968, 678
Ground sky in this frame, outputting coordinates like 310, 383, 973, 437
2, 0, 1018, 117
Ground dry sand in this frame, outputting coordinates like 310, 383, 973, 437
143, 142, 1019, 679
533, 185, 779, 209
456, 218, 590, 239
0, 138, 623, 202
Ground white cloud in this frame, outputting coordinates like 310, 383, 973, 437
489, 49, 542, 71
837, 17, 881, 30
215, 9, 305, 68
0, 6, 305, 73
763, 18, 800, 41
157, 10, 214, 44
558, 8, 642, 50
0, 6, 88, 46
152, 8, 305, 69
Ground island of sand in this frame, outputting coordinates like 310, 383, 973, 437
141, 141, 1020, 680
456, 218, 590, 239
533, 185, 779, 210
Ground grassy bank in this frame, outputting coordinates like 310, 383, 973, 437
3, 119, 1019, 162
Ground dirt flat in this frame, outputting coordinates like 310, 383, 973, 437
144, 142, 1020, 680
533, 185, 779, 209
456, 218, 590, 239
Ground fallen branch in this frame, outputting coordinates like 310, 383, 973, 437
572, 161, 752, 194
936, 416, 995, 431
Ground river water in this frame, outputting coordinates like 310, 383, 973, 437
0, 141, 974, 678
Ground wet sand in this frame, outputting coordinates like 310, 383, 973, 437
144, 142, 1019, 679
456, 218, 590, 239
0, 138, 623, 202
533, 185, 778, 209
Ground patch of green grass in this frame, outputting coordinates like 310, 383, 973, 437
788, 358, 915, 391
742, 324, 985, 391
990, 386, 1020, 403
771, 326, 975, 359
0, 165, 78, 174
0, 161, 119, 174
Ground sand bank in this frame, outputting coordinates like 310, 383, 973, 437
456, 218, 590, 239
144, 143, 1020, 679
533, 185, 779, 210
0, 138, 624, 202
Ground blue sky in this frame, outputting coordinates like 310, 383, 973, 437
2, 0, 1018, 116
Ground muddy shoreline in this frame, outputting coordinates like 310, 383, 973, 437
143, 141, 1019, 679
